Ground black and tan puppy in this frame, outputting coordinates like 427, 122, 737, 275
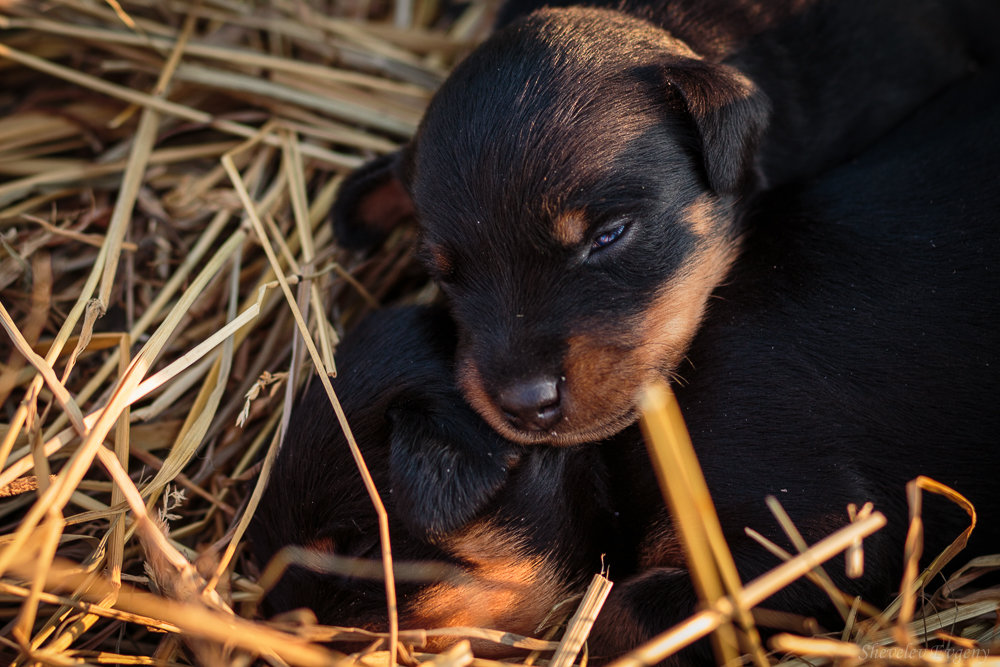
265, 65, 1000, 663
249, 307, 616, 655
331, 0, 998, 446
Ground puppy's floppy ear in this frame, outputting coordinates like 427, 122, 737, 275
387, 399, 521, 540
331, 148, 416, 250
664, 59, 771, 194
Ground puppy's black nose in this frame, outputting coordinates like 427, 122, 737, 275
498, 377, 562, 431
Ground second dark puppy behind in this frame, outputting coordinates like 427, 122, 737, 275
588, 64, 1000, 660
331, 0, 999, 448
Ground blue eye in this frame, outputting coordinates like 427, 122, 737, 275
591, 223, 627, 251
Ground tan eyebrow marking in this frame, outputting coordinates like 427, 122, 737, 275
552, 209, 589, 247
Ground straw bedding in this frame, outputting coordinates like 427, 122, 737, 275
0, 1, 996, 665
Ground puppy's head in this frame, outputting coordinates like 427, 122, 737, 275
333, 8, 769, 445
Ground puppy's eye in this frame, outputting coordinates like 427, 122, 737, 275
590, 223, 627, 253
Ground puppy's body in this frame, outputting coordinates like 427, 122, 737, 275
333, 0, 999, 446
249, 307, 615, 655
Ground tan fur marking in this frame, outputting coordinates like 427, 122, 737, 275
406, 522, 570, 657
560, 333, 641, 439
456, 359, 507, 436
634, 236, 741, 376
682, 193, 728, 238
552, 209, 589, 246
558, 234, 741, 443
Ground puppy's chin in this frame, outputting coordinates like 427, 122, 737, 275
487, 405, 637, 447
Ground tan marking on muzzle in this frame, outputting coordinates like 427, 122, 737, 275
458, 351, 632, 445
456, 359, 508, 436
561, 334, 642, 439
634, 235, 740, 375
558, 234, 741, 443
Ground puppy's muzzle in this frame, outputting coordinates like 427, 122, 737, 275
497, 376, 563, 432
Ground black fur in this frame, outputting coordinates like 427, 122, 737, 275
331, 0, 999, 447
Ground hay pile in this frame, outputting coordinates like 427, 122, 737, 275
0, 0, 483, 663
0, 1, 997, 665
